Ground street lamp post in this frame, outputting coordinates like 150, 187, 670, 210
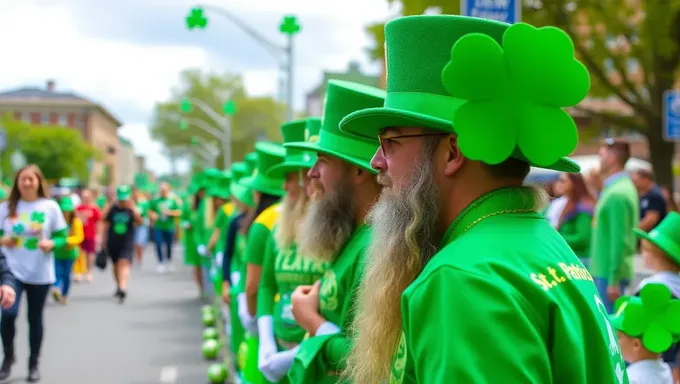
178, 97, 236, 169
185, 6, 301, 121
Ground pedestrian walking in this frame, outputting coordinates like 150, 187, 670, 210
51, 196, 84, 304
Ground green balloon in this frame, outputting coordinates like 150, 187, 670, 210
207, 363, 228, 383
237, 341, 248, 372
201, 305, 214, 314
202, 312, 216, 327
203, 327, 218, 341
202, 339, 220, 360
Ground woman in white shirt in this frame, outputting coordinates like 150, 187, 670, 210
0, 165, 68, 383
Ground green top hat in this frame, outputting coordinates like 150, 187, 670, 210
229, 162, 254, 208
239, 142, 286, 197
286, 80, 385, 173
609, 283, 680, 353
269, 118, 321, 178
207, 172, 231, 199
230, 162, 248, 182
635, 211, 680, 264
59, 196, 75, 212
202, 168, 223, 185
339, 15, 585, 173
188, 172, 205, 195
244, 152, 257, 174
117, 185, 132, 201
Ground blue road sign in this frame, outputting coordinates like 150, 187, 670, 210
663, 90, 680, 141
461, 0, 521, 24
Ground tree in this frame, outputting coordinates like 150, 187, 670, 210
0, 116, 100, 181
150, 68, 286, 167
365, 1, 680, 189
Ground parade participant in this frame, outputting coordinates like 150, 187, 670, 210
131, 186, 150, 266
633, 211, 680, 379
592, 138, 639, 312
0, 164, 68, 382
102, 185, 142, 303
149, 182, 181, 273
182, 174, 206, 297
282, 80, 384, 383
74, 189, 101, 282
222, 160, 256, 376
195, 172, 232, 298
610, 283, 680, 383
257, 118, 330, 383
553, 172, 595, 267
339, 15, 626, 383
237, 143, 285, 384
51, 196, 84, 304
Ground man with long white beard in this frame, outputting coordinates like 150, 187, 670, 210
283, 80, 384, 384
339, 15, 628, 384
256, 117, 330, 383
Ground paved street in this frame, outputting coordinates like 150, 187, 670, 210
6, 246, 213, 384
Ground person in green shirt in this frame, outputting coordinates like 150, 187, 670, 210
131, 187, 151, 266
182, 175, 207, 297
149, 182, 181, 273
283, 80, 385, 384
339, 15, 628, 384
553, 172, 596, 266
256, 118, 330, 383
591, 138, 640, 313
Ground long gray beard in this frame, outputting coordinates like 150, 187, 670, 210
297, 182, 355, 262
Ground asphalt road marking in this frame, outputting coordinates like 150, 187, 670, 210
160, 366, 179, 383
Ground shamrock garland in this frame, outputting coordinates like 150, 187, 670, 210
440, 22, 590, 167
612, 283, 680, 353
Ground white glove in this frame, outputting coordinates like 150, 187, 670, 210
261, 346, 299, 383
315, 322, 341, 336
197, 244, 208, 257
257, 316, 278, 375
237, 293, 258, 334
215, 251, 224, 267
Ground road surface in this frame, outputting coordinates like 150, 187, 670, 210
7, 246, 213, 384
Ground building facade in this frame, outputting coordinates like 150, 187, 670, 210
0, 80, 122, 188
305, 61, 381, 116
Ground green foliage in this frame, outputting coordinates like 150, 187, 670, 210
150, 68, 286, 166
0, 115, 99, 181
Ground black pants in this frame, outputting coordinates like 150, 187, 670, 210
0, 281, 50, 362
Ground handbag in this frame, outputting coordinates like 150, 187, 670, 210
95, 248, 108, 270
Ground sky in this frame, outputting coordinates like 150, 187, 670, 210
0, 0, 398, 175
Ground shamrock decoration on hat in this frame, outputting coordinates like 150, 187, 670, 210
610, 283, 680, 353
441, 22, 590, 167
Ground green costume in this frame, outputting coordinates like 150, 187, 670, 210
557, 204, 594, 259
194, 172, 231, 268
182, 173, 204, 267
339, 15, 626, 384
256, 118, 329, 383
286, 80, 385, 383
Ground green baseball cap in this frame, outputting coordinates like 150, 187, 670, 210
635, 211, 680, 265
239, 142, 286, 197
286, 80, 384, 173
59, 196, 74, 212
269, 118, 321, 178
117, 185, 132, 201
339, 15, 581, 173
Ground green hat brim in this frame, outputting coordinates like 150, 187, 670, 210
285, 141, 377, 175
634, 228, 680, 264
117, 192, 131, 201
230, 183, 255, 208
339, 107, 580, 173
608, 314, 624, 332
267, 161, 312, 178
240, 175, 284, 197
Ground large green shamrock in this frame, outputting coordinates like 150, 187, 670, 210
614, 283, 680, 353
11, 223, 24, 235
441, 22, 590, 167
30, 211, 45, 224
23, 237, 38, 250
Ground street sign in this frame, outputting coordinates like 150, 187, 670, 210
461, 0, 521, 24
663, 90, 680, 141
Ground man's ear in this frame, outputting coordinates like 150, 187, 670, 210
444, 135, 465, 177
353, 166, 372, 185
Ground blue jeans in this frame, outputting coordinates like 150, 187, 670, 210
1, 281, 50, 362
153, 228, 174, 263
594, 277, 629, 314
54, 259, 75, 297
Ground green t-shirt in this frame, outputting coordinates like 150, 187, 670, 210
245, 204, 281, 266
213, 202, 236, 252
590, 176, 639, 283
288, 224, 370, 384
258, 225, 329, 343
233, 233, 248, 294
389, 188, 628, 384
150, 196, 179, 231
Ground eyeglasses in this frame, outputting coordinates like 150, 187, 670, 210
378, 133, 448, 158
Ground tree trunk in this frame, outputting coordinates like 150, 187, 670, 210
645, 116, 676, 192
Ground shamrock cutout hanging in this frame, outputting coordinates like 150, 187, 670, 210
23, 237, 38, 250
441, 22, 590, 167
612, 283, 680, 353
11, 223, 24, 236
30, 211, 46, 224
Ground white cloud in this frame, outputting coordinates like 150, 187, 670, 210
0, 0, 394, 176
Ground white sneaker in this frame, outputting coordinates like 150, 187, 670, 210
156, 264, 167, 274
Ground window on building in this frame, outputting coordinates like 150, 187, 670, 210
58, 114, 67, 126
40, 113, 49, 125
